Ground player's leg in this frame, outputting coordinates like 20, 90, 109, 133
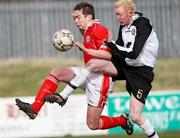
86, 105, 103, 130
44, 67, 87, 106
127, 66, 159, 138
129, 94, 159, 138
53, 59, 117, 100
44, 59, 117, 104
87, 103, 128, 129
85, 74, 133, 135
59, 67, 90, 99
86, 96, 133, 135
15, 67, 75, 119
31, 67, 75, 111
86, 59, 118, 76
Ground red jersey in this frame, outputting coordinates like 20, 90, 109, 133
83, 20, 111, 64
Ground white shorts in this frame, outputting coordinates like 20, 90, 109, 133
71, 67, 114, 107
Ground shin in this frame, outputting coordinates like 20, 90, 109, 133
130, 94, 159, 138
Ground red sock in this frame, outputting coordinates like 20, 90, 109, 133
98, 115, 126, 129
32, 74, 60, 113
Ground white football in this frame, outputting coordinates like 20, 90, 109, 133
52, 29, 74, 52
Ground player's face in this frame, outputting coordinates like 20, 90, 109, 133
72, 9, 91, 30
115, 6, 133, 26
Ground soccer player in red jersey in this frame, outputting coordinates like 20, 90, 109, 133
15, 2, 133, 135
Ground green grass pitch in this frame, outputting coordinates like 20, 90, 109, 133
47, 131, 180, 138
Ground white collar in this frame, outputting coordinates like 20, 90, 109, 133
126, 14, 139, 28
132, 13, 140, 21
85, 19, 100, 31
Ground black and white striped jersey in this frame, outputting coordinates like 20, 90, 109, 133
109, 13, 159, 68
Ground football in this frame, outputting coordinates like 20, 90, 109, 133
52, 29, 74, 52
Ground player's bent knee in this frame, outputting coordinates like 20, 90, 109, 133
49, 67, 74, 83
86, 120, 99, 130
48, 69, 59, 80
49, 68, 62, 78
50, 68, 64, 75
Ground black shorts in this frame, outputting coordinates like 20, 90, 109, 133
111, 56, 154, 104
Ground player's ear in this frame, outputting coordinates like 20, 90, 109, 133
87, 14, 93, 20
128, 10, 133, 17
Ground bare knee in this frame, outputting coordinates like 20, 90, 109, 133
49, 67, 75, 83
50, 67, 66, 77
86, 119, 99, 130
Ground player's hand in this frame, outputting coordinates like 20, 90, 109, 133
103, 30, 113, 44
74, 41, 87, 52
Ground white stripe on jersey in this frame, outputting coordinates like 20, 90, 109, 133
111, 41, 133, 52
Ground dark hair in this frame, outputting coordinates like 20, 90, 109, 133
74, 2, 95, 19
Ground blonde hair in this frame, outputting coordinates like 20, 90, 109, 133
114, 0, 136, 12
